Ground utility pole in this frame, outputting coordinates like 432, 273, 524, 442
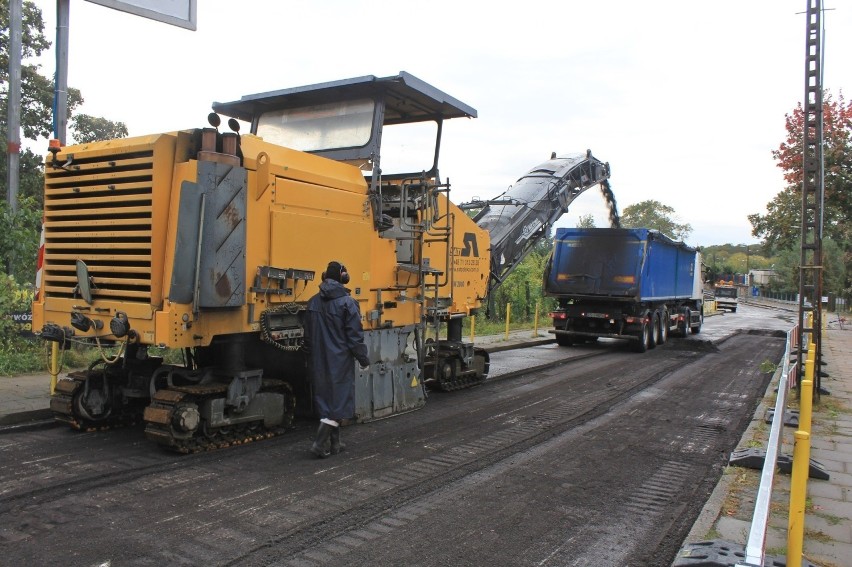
797, 0, 825, 395
6, 0, 22, 212
55, 0, 70, 144
5, 0, 22, 274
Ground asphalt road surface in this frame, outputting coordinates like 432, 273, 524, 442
0, 304, 794, 566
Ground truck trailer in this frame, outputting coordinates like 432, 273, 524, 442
544, 227, 703, 352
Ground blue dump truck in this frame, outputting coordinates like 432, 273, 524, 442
544, 228, 704, 352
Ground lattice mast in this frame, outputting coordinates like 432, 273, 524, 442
797, 0, 824, 392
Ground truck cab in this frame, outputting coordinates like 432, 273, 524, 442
714, 284, 738, 313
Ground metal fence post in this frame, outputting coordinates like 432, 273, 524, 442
533, 300, 540, 337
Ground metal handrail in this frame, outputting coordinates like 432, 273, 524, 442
735, 324, 804, 566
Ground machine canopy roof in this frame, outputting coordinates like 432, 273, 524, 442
212, 71, 477, 126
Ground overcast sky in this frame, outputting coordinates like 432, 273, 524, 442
29, 0, 852, 247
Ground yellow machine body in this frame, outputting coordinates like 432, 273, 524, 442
33, 133, 490, 349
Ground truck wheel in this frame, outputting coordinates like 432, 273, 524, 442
648, 314, 658, 349
678, 309, 691, 338
656, 310, 668, 345
691, 310, 703, 334
632, 321, 649, 353
556, 334, 574, 347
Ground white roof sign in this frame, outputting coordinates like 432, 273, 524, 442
85, 0, 197, 30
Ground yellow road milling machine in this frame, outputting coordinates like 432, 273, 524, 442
33, 72, 613, 452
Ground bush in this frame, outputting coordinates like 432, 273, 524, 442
0, 197, 41, 285
0, 274, 33, 339
0, 337, 45, 375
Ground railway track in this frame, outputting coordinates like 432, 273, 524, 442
0, 332, 783, 566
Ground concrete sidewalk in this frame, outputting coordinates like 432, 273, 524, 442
679, 323, 852, 567
0, 370, 56, 426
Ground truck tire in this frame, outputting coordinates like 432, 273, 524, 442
656, 310, 668, 345
691, 310, 703, 334
648, 314, 658, 349
678, 309, 691, 338
632, 320, 649, 353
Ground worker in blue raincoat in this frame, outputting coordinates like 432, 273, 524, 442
303, 261, 370, 458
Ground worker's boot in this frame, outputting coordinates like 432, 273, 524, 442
330, 426, 346, 455
310, 422, 333, 458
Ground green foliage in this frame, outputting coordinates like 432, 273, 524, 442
748, 92, 852, 304
0, 273, 43, 374
0, 0, 85, 140
750, 92, 852, 254
702, 243, 773, 282
576, 214, 596, 228
71, 114, 128, 144
765, 237, 848, 296
0, 273, 31, 337
487, 242, 556, 321
619, 200, 692, 240
463, 315, 542, 337
0, 338, 44, 375
2, 0, 128, 288
0, 196, 41, 283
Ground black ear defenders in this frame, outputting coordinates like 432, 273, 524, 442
322, 261, 351, 285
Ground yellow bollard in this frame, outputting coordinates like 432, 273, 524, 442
533, 300, 540, 337
800, 377, 814, 436
49, 340, 59, 395
787, 430, 811, 567
505, 303, 511, 340
470, 315, 475, 343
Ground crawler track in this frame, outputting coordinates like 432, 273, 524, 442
143, 381, 295, 453
50, 370, 146, 430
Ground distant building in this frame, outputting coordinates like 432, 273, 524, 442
749, 269, 776, 286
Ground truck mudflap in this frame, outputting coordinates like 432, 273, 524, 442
549, 329, 633, 346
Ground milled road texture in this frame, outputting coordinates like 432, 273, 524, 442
0, 329, 783, 567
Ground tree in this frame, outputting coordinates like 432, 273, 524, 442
488, 241, 553, 322
0, 196, 39, 279
576, 214, 596, 228
619, 200, 692, 240
768, 237, 847, 298
71, 113, 128, 144
1, 0, 127, 282
748, 92, 852, 253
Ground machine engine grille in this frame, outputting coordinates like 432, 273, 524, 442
43, 148, 156, 304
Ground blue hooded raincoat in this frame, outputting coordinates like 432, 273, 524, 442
304, 279, 370, 421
